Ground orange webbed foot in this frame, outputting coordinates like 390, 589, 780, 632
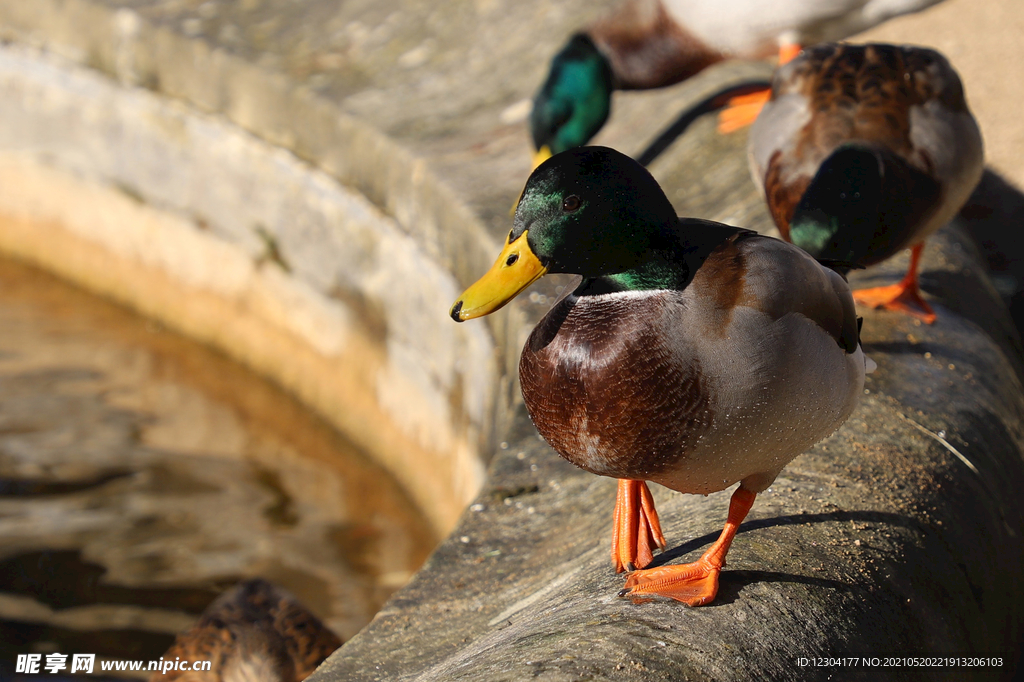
716, 89, 771, 134
853, 243, 936, 324
716, 43, 801, 134
853, 282, 936, 324
620, 558, 721, 607
618, 486, 756, 607
611, 479, 666, 572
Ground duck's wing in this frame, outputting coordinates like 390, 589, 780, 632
692, 232, 861, 354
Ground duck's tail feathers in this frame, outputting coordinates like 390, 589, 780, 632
864, 354, 878, 374
855, 316, 877, 373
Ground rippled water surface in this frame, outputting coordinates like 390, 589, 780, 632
0, 254, 437, 672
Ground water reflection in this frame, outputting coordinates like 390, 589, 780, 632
0, 255, 436, 672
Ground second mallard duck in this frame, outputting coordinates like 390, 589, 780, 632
749, 43, 984, 324
451, 147, 869, 605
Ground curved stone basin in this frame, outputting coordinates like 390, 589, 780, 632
0, 41, 495, 537
0, 253, 435, 666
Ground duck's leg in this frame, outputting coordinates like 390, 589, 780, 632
852, 243, 937, 324
619, 486, 756, 606
611, 479, 666, 572
717, 42, 802, 133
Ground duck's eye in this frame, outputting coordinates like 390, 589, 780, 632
562, 195, 581, 212
506, 253, 520, 267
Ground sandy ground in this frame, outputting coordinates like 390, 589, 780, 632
854, 0, 1024, 191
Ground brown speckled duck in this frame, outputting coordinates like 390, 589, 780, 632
153, 579, 341, 682
748, 43, 984, 324
450, 147, 869, 605
529, 0, 948, 165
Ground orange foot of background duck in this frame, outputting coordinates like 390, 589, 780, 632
852, 244, 937, 324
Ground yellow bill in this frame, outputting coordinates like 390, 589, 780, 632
531, 145, 553, 171
450, 230, 547, 321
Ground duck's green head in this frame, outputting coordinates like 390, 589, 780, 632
529, 34, 614, 170
789, 144, 940, 266
450, 146, 678, 321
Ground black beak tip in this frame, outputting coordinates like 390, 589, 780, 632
450, 300, 464, 322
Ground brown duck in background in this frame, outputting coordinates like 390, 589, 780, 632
152, 579, 341, 682
748, 43, 984, 324
529, 0, 949, 168
451, 147, 870, 605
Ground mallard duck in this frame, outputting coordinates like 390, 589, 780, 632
530, 0, 947, 166
748, 43, 984, 324
450, 146, 868, 605
153, 579, 341, 682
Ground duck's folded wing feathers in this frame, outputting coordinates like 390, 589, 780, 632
731, 235, 862, 354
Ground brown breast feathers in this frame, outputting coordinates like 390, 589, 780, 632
519, 289, 712, 481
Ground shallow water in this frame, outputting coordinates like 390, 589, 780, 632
0, 255, 436, 672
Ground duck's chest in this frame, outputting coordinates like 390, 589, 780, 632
519, 291, 712, 480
